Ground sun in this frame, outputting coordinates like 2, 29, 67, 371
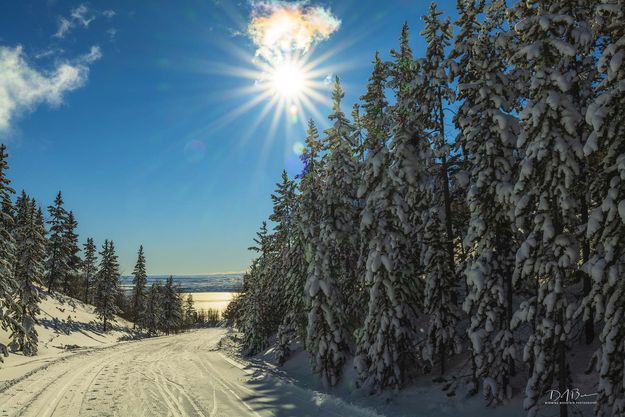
271, 61, 306, 98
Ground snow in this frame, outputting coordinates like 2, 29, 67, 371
0, 291, 138, 385
618, 200, 625, 223
232, 334, 527, 417
0, 294, 387, 417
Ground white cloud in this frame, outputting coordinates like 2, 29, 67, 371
0, 45, 102, 135
34, 47, 65, 59
71, 4, 95, 26
83, 45, 102, 63
54, 4, 103, 38
54, 17, 72, 38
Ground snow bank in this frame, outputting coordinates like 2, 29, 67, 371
219, 331, 529, 417
0, 291, 138, 384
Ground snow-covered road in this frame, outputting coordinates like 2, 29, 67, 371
0, 328, 380, 417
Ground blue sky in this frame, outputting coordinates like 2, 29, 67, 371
0, 0, 456, 275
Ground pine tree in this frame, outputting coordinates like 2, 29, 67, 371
0, 145, 18, 363
62, 211, 81, 297
131, 245, 147, 329
453, 0, 519, 403
422, 207, 461, 375
269, 171, 300, 364
46, 192, 69, 293
509, 1, 592, 415
355, 48, 422, 391
239, 222, 278, 354
94, 240, 120, 332
81, 238, 97, 304
161, 276, 183, 335
583, 1, 625, 415
275, 121, 325, 365
419, 3, 457, 297
11, 197, 46, 356
144, 283, 163, 336
305, 78, 358, 387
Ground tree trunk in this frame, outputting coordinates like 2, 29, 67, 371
47, 265, 55, 293
440, 348, 446, 375
580, 183, 594, 344
572, 73, 594, 345
438, 95, 456, 305
506, 262, 516, 377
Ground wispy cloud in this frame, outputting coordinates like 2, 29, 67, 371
53, 4, 115, 38
54, 17, 73, 38
248, 0, 341, 64
0, 45, 102, 135
70, 4, 95, 27
106, 28, 118, 41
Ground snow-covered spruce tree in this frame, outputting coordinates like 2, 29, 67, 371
94, 240, 121, 332
305, 78, 358, 387
509, 1, 593, 415
275, 120, 324, 365
275, 208, 305, 364
11, 197, 46, 356
81, 238, 97, 304
354, 46, 422, 391
239, 222, 278, 354
321, 82, 362, 329
269, 171, 301, 364
582, 2, 625, 415
419, 3, 458, 293
0, 144, 18, 364
161, 276, 183, 335
62, 211, 81, 297
45, 192, 69, 293
131, 245, 147, 329
144, 283, 163, 336
269, 170, 296, 324
422, 206, 461, 376
13, 191, 29, 277
452, 0, 519, 403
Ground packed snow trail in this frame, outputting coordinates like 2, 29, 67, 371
0, 328, 381, 417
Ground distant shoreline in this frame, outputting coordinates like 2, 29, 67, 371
119, 274, 243, 294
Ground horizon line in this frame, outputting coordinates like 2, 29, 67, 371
120, 271, 248, 277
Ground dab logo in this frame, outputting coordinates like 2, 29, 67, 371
545, 388, 598, 405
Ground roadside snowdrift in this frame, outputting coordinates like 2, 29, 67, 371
0, 292, 139, 385
218, 331, 533, 417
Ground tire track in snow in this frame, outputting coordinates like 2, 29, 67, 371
192, 354, 264, 417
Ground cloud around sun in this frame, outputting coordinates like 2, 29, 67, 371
241, 0, 341, 123
247, 0, 341, 64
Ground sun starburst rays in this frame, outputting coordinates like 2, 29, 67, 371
210, 47, 334, 145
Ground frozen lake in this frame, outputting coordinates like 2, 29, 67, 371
119, 274, 241, 313
181, 291, 235, 313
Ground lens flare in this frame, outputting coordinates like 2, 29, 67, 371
292, 141, 305, 155
183, 140, 207, 163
